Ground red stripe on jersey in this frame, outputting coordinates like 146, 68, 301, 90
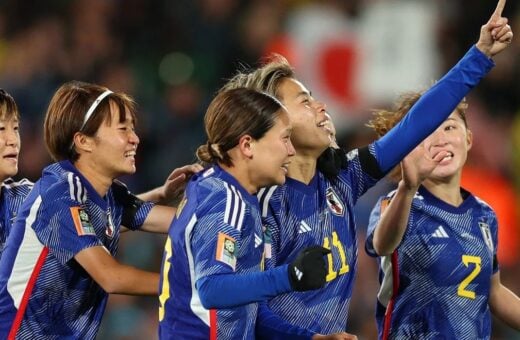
8, 247, 49, 340
210, 309, 217, 340
382, 250, 400, 340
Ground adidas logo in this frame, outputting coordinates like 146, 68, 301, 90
294, 267, 303, 281
432, 226, 449, 238
298, 221, 312, 234
254, 233, 262, 248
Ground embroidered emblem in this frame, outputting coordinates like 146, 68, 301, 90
326, 187, 344, 216
479, 221, 494, 252
105, 208, 115, 238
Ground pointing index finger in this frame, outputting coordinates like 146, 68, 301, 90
492, 0, 506, 19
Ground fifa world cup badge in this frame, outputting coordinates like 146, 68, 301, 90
216, 232, 237, 270
71, 206, 96, 236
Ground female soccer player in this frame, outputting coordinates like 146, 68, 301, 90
220, 0, 513, 336
0, 89, 33, 260
0, 81, 193, 339
365, 93, 520, 339
158, 88, 348, 340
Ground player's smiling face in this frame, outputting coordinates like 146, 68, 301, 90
0, 117, 20, 182
277, 78, 331, 157
423, 111, 472, 180
251, 108, 295, 188
91, 101, 139, 178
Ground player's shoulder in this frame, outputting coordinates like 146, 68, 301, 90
469, 192, 496, 215
40, 163, 88, 204
193, 167, 249, 213
194, 167, 230, 198
256, 185, 281, 218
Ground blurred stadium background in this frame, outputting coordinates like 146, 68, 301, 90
1, 0, 519, 339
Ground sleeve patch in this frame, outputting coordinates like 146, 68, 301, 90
380, 198, 391, 214
70, 207, 96, 236
215, 232, 237, 270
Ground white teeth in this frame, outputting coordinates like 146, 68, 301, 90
442, 152, 453, 161
317, 121, 327, 127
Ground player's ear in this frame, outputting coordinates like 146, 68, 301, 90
466, 129, 473, 151
238, 135, 254, 158
72, 132, 94, 154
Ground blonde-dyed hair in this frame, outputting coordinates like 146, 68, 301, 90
221, 54, 295, 100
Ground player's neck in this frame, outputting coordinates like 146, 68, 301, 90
422, 176, 463, 207
287, 154, 317, 185
74, 159, 113, 197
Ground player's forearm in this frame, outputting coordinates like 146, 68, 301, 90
490, 283, 520, 330
76, 246, 160, 295
101, 266, 160, 295
137, 186, 163, 203
196, 265, 291, 309
139, 205, 175, 233
373, 181, 415, 255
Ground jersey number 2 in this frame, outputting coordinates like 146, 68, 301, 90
323, 231, 349, 282
457, 255, 481, 299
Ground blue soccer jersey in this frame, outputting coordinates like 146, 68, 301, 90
0, 178, 33, 259
0, 161, 153, 339
258, 148, 379, 333
159, 165, 268, 340
366, 186, 499, 340
257, 45, 494, 335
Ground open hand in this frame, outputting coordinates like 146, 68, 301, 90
159, 163, 203, 204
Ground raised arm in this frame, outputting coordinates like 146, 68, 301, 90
373, 0, 512, 174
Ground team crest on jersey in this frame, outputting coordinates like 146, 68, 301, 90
326, 187, 344, 216
175, 197, 187, 218
105, 209, 115, 239
216, 232, 237, 270
70, 207, 96, 236
479, 221, 494, 252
